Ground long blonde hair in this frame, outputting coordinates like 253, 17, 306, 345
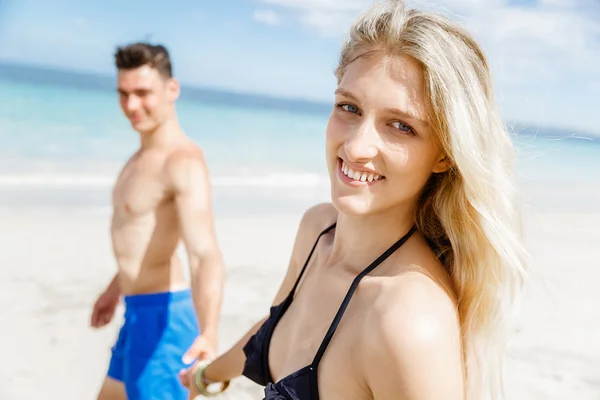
335, 1, 529, 399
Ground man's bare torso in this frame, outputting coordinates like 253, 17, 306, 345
111, 142, 195, 295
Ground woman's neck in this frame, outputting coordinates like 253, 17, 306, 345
328, 204, 416, 274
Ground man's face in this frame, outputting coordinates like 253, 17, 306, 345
117, 65, 179, 133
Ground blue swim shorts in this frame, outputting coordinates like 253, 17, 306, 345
107, 289, 200, 400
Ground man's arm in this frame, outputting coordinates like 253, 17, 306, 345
167, 150, 225, 350
363, 274, 464, 399
104, 273, 121, 296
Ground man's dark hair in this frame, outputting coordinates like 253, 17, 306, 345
114, 42, 173, 78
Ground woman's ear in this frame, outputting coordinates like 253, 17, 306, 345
432, 154, 451, 174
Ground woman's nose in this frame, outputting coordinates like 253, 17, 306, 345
344, 121, 379, 162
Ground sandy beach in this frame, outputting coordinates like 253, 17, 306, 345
0, 200, 598, 400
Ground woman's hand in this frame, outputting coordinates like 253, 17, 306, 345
179, 361, 196, 398
180, 360, 228, 399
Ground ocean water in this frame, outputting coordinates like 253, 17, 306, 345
1, 66, 599, 214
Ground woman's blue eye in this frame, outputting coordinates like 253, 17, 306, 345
342, 104, 359, 113
391, 121, 413, 133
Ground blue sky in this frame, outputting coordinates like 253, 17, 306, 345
0, 0, 599, 134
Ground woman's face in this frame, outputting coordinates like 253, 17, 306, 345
326, 53, 448, 216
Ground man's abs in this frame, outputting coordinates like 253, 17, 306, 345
111, 203, 187, 295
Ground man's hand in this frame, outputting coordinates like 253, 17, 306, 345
182, 333, 217, 365
90, 276, 121, 329
90, 288, 120, 328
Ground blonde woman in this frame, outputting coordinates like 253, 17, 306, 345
180, 0, 529, 399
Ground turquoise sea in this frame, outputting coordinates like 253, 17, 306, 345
1, 63, 599, 214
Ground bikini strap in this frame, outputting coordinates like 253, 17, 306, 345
312, 225, 417, 367
289, 222, 337, 297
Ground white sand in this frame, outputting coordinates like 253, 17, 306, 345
0, 207, 598, 399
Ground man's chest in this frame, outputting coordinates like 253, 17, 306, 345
112, 160, 171, 217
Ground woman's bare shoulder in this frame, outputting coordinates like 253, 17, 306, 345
359, 267, 464, 399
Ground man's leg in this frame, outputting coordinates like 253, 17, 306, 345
97, 313, 129, 400
96, 377, 127, 400
96, 348, 127, 400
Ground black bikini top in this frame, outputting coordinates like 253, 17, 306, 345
242, 222, 417, 400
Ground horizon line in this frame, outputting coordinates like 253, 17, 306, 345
1, 59, 599, 140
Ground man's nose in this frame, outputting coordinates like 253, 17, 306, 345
125, 95, 141, 111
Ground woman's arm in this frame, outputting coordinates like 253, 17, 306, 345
181, 202, 337, 395
362, 272, 464, 400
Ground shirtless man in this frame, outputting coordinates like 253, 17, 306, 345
89, 42, 225, 400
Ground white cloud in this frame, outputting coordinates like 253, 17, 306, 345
468, 5, 600, 82
260, 0, 367, 12
298, 10, 356, 37
257, 0, 367, 35
255, 0, 507, 33
538, 0, 582, 7
255, 0, 600, 83
253, 9, 282, 26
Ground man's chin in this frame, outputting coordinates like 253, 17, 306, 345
131, 120, 153, 133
